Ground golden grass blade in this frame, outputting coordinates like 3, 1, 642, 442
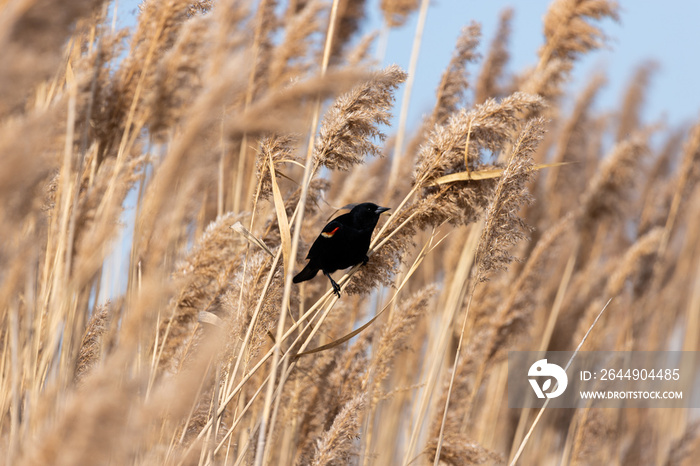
230, 221, 274, 257
268, 154, 292, 274
294, 313, 380, 358
279, 158, 306, 169
427, 161, 571, 186
197, 311, 224, 327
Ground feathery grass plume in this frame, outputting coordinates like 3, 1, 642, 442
127, 0, 198, 87
0, 0, 103, 116
226, 67, 371, 137
269, 178, 329, 244
221, 248, 281, 363
74, 303, 113, 384
570, 408, 619, 465
187, 1, 214, 15
414, 92, 545, 187
155, 213, 247, 375
474, 8, 513, 104
540, 0, 619, 63
311, 393, 366, 466
544, 73, 606, 200
314, 64, 407, 170
131, 0, 202, 65
640, 174, 676, 240
428, 123, 549, 445
415, 122, 544, 463
330, 0, 368, 61
518, 58, 573, 102
652, 129, 684, 182
0, 111, 64, 235
71, 27, 130, 158
579, 130, 648, 225
431, 23, 481, 127
71, 155, 146, 287
521, 0, 618, 101
445, 119, 548, 419
365, 286, 436, 392
146, 15, 211, 137
663, 120, 700, 235
606, 227, 663, 296
664, 420, 700, 465
380, 0, 420, 28
285, 347, 346, 461
472, 117, 545, 280
410, 93, 545, 234
638, 129, 684, 233
425, 435, 504, 466
616, 61, 658, 141
684, 121, 700, 182
92, 0, 200, 160
553, 74, 606, 156
256, 133, 301, 201
269, 0, 325, 88
404, 23, 482, 180
17, 369, 146, 466
249, 0, 281, 99
346, 31, 379, 66
293, 331, 373, 463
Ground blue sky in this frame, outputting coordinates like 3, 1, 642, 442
376, 0, 700, 131
114, 0, 700, 130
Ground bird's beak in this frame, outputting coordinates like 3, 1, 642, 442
376, 206, 390, 215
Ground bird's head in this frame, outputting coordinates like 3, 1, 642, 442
350, 202, 390, 229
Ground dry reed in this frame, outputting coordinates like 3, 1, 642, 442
1, 0, 698, 465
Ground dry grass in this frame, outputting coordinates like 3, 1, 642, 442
1, 0, 699, 465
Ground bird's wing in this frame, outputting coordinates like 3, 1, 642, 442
319, 220, 343, 237
306, 219, 345, 259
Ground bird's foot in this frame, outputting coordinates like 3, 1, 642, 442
330, 278, 341, 298
325, 272, 342, 298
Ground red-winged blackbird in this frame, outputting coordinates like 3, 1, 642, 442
293, 202, 390, 297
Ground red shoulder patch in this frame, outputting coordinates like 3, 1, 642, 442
321, 226, 340, 238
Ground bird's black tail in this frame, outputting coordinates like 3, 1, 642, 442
293, 263, 318, 283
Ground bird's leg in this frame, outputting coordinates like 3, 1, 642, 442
324, 271, 341, 297
362, 255, 369, 265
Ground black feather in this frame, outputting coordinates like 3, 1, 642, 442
293, 202, 390, 297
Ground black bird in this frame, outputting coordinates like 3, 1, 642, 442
293, 202, 390, 297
